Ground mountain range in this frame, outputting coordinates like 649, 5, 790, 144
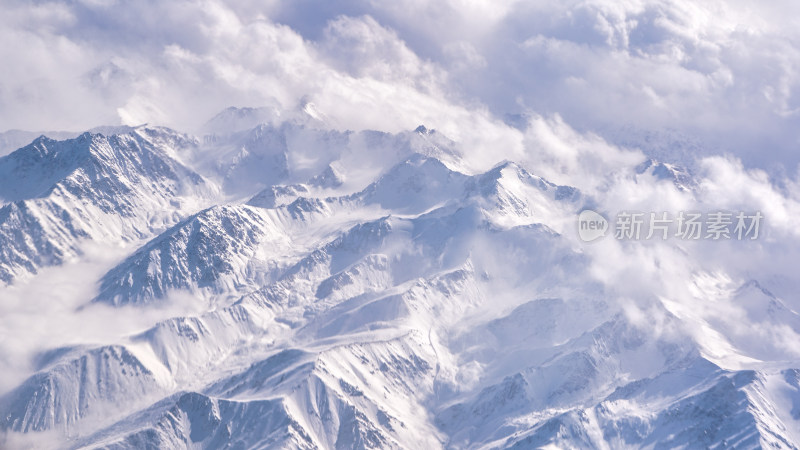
1, 107, 799, 449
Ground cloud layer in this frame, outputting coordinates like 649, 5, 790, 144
1, 0, 799, 170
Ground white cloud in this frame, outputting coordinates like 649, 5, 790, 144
0, 0, 798, 173
0, 242, 206, 396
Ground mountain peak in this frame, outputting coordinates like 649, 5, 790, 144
636, 158, 696, 191
415, 124, 433, 135
309, 163, 345, 189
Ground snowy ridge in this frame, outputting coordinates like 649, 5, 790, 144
92, 205, 290, 306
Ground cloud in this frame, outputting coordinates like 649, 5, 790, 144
0, 242, 206, 396
317, 15, 442, 88
1, 0, 799, 174
323, 0, 800, 169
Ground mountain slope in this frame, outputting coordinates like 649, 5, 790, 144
92, 205, 290, 306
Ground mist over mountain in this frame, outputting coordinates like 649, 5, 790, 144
0, 106, 796, 448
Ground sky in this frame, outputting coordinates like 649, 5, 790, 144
1, 0, 800, 172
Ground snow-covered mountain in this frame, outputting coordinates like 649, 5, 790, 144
0, 128, 215, 285
1, 110, 799, 449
